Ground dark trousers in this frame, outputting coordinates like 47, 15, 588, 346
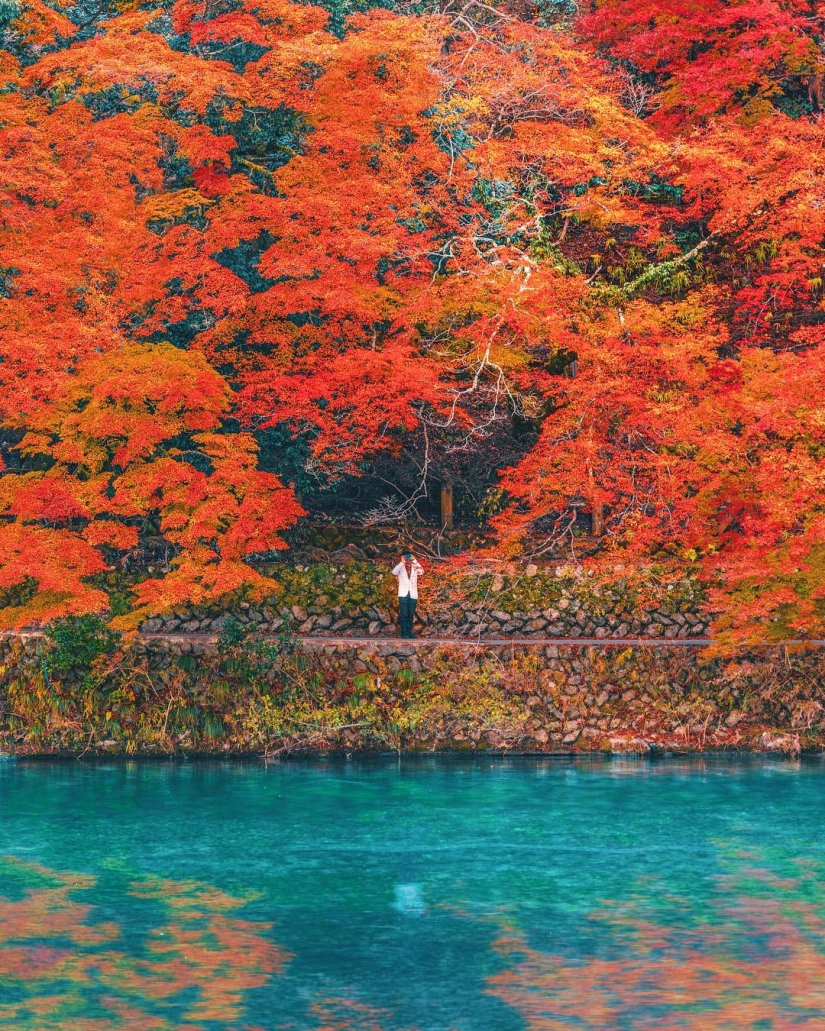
398, 595, 417, 638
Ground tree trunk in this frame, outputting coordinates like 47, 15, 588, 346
440, 481, 454, 530
592, 503, 604, 537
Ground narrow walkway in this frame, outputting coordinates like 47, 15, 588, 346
147, 633, 716, 647
149, 634, 825, 648
4, 630, 823, 649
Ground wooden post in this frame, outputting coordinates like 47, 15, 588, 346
592, 502, 604, 537
587, 455, 603, 537
440, 479, 454, 530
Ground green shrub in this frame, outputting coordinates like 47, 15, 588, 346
45, 615, 120, 674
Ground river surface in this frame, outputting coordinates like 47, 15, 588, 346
2, 756, 825, 1029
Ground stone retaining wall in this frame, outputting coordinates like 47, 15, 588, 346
1, 631, 822, 754
136, 563, 711, 640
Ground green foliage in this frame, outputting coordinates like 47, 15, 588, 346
202, 711, 225, 739
462, 567, 705, 617
0, 577, 37, 611
529, 232, 583, 276
272, 562, 395, 614
217, 614, 252, 653
88, 571, 147, 618
45, 615, 120, 674
352, 672, 372, 693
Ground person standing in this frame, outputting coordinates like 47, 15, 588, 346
391, 552, 424, 639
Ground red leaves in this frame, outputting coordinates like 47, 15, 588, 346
580, 0, 821, 128
0, 525, 108, 629
0, 345, 303, 625
192, 164, 231, 197
82, 523, 140, 550
0, 0, 823, 641
706, 360, 744, 391
238, 342, 450, 473
4, 478, 90, 524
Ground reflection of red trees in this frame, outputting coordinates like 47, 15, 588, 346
486, 860, 825, 1028
0, 858, 416, 1031
6, 853, 825, 1029
308, 997, 416, 1031
0, 859, 289, 1029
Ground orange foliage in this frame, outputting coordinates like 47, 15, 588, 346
0, 858, 289, 1029
1, 0, 824, 637
487, 859, 825, 1027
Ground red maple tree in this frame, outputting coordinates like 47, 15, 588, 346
0, 0, 823, 641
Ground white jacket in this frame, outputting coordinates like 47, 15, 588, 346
392, 558, 424, 599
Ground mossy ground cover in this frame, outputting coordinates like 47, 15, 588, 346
71, 559, 709, 632
459, 566, 705, 617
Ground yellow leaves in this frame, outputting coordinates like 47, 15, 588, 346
53, 343, 230, 461
429, 94, 489, 133
739, 96, 778, 126
15, 431, 52, 456
487, 342, 531, 373
140, 188, 214, 223
753, 239, 779, 265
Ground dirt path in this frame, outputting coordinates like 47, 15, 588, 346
5, 631, 825, 648
155, 634, 718, 647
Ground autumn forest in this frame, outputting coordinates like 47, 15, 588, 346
2, 0, 825, 643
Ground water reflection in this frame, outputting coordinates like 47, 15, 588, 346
393, 883, 425, 916
5, 852, 825, 1028
486, 854, 825, 1028
0, 858, 288, 1029
307, 998, 411, 1030
4, 758, 825, 1029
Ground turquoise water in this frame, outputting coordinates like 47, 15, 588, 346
2, 757, 825, 1029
